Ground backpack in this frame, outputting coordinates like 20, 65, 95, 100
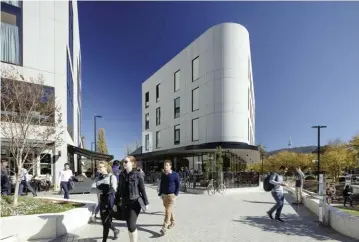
263, 173, 278, 192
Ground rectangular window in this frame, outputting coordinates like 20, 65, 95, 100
145, 113, 149, 130
192, 87, 199, 111
156, 107, 161, 126
192, 56, 199, 82
145, 92, 149, 108
192, 118, 199, 141
1, 1, 22, 65
174, 70, 180, 92
145, 134, 149, 151
156, 131, 160, 148
156, 84, 160, 102
174, 97, 180, 118
174, 125, 180, 145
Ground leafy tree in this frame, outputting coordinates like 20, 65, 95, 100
97, 128, 108, 154
0, 66, 63, 207
348, 134, 359, 161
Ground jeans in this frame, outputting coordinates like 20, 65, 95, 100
60, 181, 70, 199
295, 186, 303, 203
268, 191, 284, 218
99, 194, 116, 242
19, 180, 36, 195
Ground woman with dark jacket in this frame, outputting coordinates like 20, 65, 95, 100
343, 185, 354, 207
92, 161, 119, 242
117, 156, 149, 242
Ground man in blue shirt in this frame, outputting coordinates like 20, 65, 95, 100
267, 166, 288, 222
158, 160, 180, 236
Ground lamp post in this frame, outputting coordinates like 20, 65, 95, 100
312, 125, 327, 191
94, 115, 102, 153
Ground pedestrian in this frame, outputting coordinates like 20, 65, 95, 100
266, 166, 288, 222
58, 163, 73, 199
1, 160, 11, 195
92, 161, 119, 242
158, 160, 180, 235
112, 160, 121, 182
117, 156, 149, 242
343, 184, 354, 207
18, 167, 37, 197
292, 166, 305, 205
90, 171, 102, 222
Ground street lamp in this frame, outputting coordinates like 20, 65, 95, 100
94, 115, 102, 152
312, 125, 327, 189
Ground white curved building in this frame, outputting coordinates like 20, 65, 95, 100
136, 23, 259, 172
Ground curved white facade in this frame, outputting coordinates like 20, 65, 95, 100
142, 23, 255, 153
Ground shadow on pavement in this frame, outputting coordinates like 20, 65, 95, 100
233, 193, 357, 241
243, 200, 286, 205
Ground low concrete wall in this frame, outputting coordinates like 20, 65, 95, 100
0, 197, 95, 242
286, 187, 359, 240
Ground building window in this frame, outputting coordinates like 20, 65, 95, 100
156, 107, 161, 126
69, 1, 73, 62
67, 52, 74, 139
145, 92, 149, 108
174, 70, 180, 92
40, 153, 52, 175
156, 131, 160, 148
1, 0, 22, 65
192, 56, 199, 82
192, 87, 199, 111
192, 118, 199, 141
145, 113, 149, 130
156, 84, 160, 102
145, 134, 149, 151
174, 125, 180, 145
174, 97, 180, 118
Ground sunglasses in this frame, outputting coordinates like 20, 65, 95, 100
124, 160, 128, 164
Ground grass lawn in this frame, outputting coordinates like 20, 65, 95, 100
1, 195, 85, 217
338, 207, 359, 216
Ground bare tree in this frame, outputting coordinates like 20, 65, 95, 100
0, 65, 64, 206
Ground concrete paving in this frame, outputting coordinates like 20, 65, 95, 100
37, 186, 356, 242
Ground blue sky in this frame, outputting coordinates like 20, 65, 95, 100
78, 1, 359, 159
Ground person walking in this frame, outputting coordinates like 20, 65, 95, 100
292, 166, 305, 205
58, 163, 73, 199
112, 160, 121, 181
1, 160, 11, 195
158, 160, 180, 235
267, 166, 288, 222
343, 184, 354, 207
92, 161, 119, 242
117, 156, 149, 242
18, 167, 37, 197
90, 171, 102, 222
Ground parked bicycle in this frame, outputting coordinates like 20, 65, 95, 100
180, 178, 189, 192
207, 179, 226, 195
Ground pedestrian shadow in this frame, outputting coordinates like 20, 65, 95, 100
143, 211, 164, 216
48, 234, 100, 242
243, 200, 286, 205
233, 193, 357, 241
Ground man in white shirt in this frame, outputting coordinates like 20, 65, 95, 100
19, 167, 37, 197
58, 163, 73, 199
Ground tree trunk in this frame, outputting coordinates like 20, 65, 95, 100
13, 171, 21, 207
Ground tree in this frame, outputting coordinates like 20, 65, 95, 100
348, 134, 359, 161
97, 128, 108, 154
0, 65, 63, 206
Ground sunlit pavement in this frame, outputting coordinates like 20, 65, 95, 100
42, 186, 356, 242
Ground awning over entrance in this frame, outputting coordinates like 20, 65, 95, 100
130, 142, 260, 164
68, 145, 113, 161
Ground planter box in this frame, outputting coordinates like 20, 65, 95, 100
0, 198, 95, 241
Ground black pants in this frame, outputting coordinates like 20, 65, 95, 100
344, 196, 353, 206
124, 201, 141, 233
100, 195, 116, 242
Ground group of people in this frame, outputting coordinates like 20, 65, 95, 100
266, 166, 356, 223
85, 157, 179, 242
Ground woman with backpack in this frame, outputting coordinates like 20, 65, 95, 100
92, 161, 119, 242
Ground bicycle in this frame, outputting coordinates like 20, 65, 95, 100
206, 179, 226, 195
180, 178, 189, 192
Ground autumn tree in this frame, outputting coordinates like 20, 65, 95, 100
97, 128, 108, 154
348, 134, 359, 162
0, 65, 63, 206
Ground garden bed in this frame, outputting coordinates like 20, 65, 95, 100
1, 195, 85, 217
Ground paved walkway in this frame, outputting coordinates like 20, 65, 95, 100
41, 187, 356, 242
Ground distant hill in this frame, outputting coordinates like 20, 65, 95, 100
267, 146, 317, 156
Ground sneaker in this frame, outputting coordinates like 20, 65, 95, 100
89, 215, 96, 223
167, 223, 175, 229
267, 211, 274, 220
275, 217, 284, 223
113, 229, 119, 239
160, 228, 166, 236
